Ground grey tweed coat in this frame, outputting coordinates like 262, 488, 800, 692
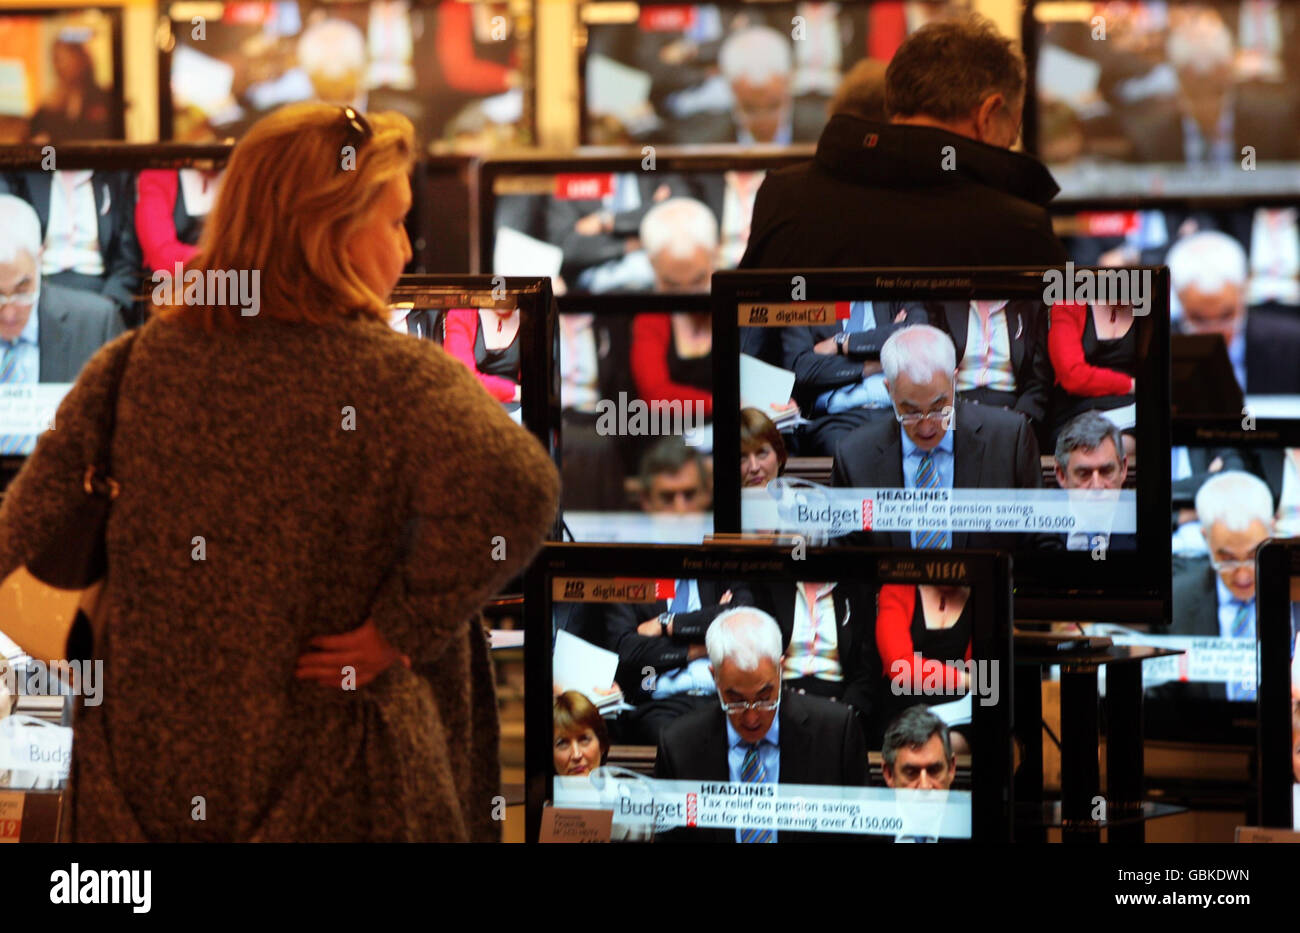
0, 312, 559, 841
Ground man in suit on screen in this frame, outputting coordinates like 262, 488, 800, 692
654, 607, 869, 843
830, 324, 1043, 550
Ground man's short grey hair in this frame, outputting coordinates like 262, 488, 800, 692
0, 194, 43, 265
1054, 410, 1125, 472
1195, 470, 1275, 534
882, 705, 951, 768
719, 26, 792, 85
884, 13, 1025, 122
1167, 230, 1248, 296
298, 18, 366, 78
1168, 12, 1234, 75
639, 197, 718, 261
706, 607, 783, 672
881, 324, 957, 386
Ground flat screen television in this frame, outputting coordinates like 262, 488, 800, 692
526, 541, 1013, 842
1255, 536, 1300, 827
0, 143, 234, 485
160, 0, 534, 152
1025, 0, 1300, 198
710, 266, 1172, 620
577, 0, 966, 146
553, 293, 715, 544
0, 5, 125, 143
479, 147, 814, 295
1052, 197, 1300, 419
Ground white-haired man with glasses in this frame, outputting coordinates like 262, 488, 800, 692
0, 194, 124, 453
1169, 470, 1275, 701
653, 607, 868, 843
830, 324, 1043, 549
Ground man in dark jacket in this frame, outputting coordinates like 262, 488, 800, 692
739, 14, 1068, 271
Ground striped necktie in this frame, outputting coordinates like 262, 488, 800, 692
0, 341, 24, 455
915, 451, 950, 549
1230, 601, 1252, 638
739, 742, 773, 844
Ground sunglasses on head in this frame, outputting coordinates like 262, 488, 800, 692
340, 105, 372, 153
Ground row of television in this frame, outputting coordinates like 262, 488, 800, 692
5, 0, 1300, 195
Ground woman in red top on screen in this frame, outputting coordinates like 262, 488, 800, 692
877, 583, 973, 753
444, 306, 521, 409
1047, 300, 1137, 448
630, 198, 717, 418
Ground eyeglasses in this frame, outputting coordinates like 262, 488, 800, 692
1211, 555, 1258, 573
718, 692, 780, 714
894, 408, 951, 426
0, 291, 36, 307
340, 105, 372, 154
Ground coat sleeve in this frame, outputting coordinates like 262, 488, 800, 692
366, 344, 558, 664
1048, 303, 1133, 396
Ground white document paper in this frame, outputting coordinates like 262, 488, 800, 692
553, 629, 618, 702
927, 692, 972, 728
740, 353, 796, 412
586, 53, 653, 119
1100, 402, 1136, 431
480, 88, 523, 124
494, 226, 564, 279
169, 44, 236, 112
1036, 44, 1101, 104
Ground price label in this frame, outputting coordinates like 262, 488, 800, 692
0, 791, 22, 843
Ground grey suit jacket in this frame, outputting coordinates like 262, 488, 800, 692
37, 281, 127, 382
829, 400, 1042, 550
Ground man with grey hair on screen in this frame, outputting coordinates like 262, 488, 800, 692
831, 324, 1043, 550
0, 194, 124, 453
654, 606, 868, 842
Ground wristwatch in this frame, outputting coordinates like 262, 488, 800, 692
659, 613, 674, 637
835, 331, 850, 356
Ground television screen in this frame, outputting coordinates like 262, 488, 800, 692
711, 267, 1171, 614
0, 6, 124, 143
555, 296, 715, 544
163, 0, 532, 152
1255, 538, 1300, 828
387, 275, 559, 455
1028, 0, 1300, 197
528, 543, 1013, 842
482, 149, 814, 296
1055, 202, 1300, 418
0, 145, 233, 475
580, 0, 964, 146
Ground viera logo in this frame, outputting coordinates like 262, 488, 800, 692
49, 863, 151, 913
922, 561, 967, 581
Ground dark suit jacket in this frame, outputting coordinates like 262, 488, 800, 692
2, 171, 142, 313
37, 281, 127, 382
1158, 556, 1226, 702
751, 581, 881, 736
665, 95, 828, 145
653, 689, 870, 843
603, 580, 754, 705
781, 302, 926, 412
830, 400, 1043, 550
930, 299, 1054, 427
1119, 87, 1300, 164
739, 115, 1069, 271
1244, 311, 1300, 395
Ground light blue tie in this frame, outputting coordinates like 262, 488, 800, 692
739, 743, 773, 843
915, 451, 950, 549
669, 580, 691, 613
1228, 600, 1255, 701
0, 341, 24, 455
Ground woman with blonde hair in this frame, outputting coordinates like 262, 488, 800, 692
0, 103, 559, 841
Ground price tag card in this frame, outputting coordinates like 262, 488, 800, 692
539, 807, 613, 843
0, 790, 22, 843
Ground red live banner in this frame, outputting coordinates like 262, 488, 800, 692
640, 5, 697, 30
554, 173, 616, 201
1078, 211, 1140, 237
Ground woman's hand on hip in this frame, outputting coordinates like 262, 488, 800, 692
295, 618, 411, 689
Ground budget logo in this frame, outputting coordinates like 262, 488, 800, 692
563, 579, 585, 600
685, 793, 698, 828
861, 499, 874, 530
748, 306, 769, 324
